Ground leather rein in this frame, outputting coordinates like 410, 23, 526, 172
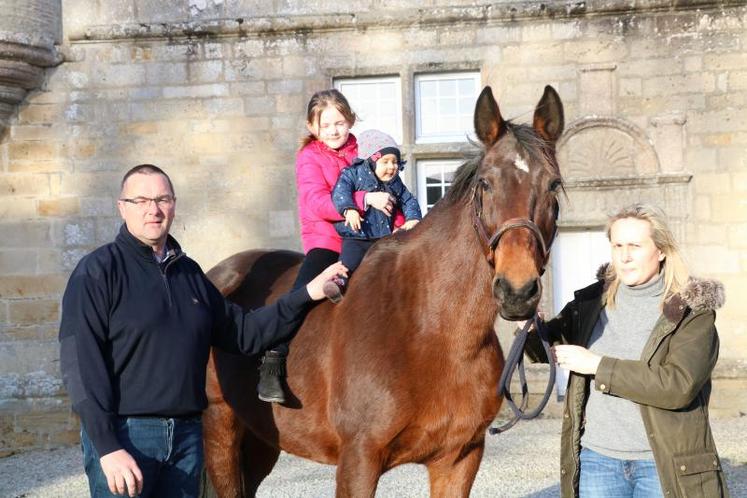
469, 181, 558, 434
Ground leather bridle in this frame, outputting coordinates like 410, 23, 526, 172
470, 180, 555, 271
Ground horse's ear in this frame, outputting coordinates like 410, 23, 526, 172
474, 86, 504, 147
533, 85, 564, 143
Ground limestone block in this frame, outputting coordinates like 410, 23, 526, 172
50, 218, 95, 247
145, 62, 188, 85
10, 125, 68, 143
8, 141, 57, 162
711, 196, 747, 223
0, 198, 37, 219
229, 81, 266, 96
37, 198, 80, 217
162, 83, 229, 99
0, 275, 67, 299
203, 42, 228, 60
502, 43, 564, 66
203, 97, 245, 117
564, 39, 628, 64
687, 244, 742, 275
91, 64, 147, 87
7, 300, 59, 325
642, 73, 716, 98
80, 197, 116, 217
269, 210, 296, 238
0, 221, 51, 248
61, 248, 87, 270
703, 53, 747, 70
17, 103, 64, 125
267, 79, 303, 95
476, 25, 522, 45
95, 217, 120, 244
728, 223, 747, 248
243, 96, 276, 116
188, 60, 223, 83
275, 94, 304, 114
619, 78, 641, 97
0, 250, 36, 276
225, 57, 283, 81
694, 173, 731, 194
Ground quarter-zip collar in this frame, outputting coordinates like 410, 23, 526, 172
116, 223, 183, 264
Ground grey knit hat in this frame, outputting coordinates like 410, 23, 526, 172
356, 129, 403, 167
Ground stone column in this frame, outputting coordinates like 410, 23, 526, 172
0, 0, 62, 135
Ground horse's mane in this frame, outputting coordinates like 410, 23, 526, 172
445, 121, 562, 205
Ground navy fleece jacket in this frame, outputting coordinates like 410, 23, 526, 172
59, 225, 310, 456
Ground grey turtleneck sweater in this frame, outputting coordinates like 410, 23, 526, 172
581, 272, 665, 460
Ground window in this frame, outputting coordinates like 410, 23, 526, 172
415, 72, 480, 144
415, 159, 462, 214
334, 76, 403, 144
549, 229, 610, 398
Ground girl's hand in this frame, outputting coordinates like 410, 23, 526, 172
552, 345, 602, 375
401, 219, 419, 231
365, 192, 394, 216
306, 262, 348, 301
344, 209, 362, 232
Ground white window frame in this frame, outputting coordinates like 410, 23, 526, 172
414, 71, 480, 144
416, 159, 462, 214
549, 228, 610, 399
334, 76, 403, 144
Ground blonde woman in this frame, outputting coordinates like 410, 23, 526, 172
529, 204, 729, 497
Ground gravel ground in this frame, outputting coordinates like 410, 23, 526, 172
1, 417, 745, 497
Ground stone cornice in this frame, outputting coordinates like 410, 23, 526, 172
68, 0, 745, 43
562, 173, 693, 189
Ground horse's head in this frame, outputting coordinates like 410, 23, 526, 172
472, 85, 564, 320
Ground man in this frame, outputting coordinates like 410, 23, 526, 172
59, 164, 345, 497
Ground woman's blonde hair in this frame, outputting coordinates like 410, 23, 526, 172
604, 203, 689, 308
299, 89, 357, 149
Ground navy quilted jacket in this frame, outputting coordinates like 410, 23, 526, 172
332, 159, 422, 239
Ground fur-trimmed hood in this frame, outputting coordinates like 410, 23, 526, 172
595, 263, 725, 315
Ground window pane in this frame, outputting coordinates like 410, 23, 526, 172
335, 77, 403, 144
416, 159, 462, 213
415, 72, 479, 143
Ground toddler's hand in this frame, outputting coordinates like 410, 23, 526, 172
345, 209, 362, 232
401, 219, 419, 231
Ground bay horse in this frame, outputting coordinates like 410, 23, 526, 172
202, 85, 564, 497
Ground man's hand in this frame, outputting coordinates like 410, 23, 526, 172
99, 449, 143, 497
306, 262, 349, 300
344, 209, 362, 232
552, 345, 602, 375
365, 192, 394, 216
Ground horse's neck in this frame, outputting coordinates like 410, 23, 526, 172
406, 203, 499, 341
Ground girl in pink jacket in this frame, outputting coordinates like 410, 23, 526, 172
258, 89, 393, 403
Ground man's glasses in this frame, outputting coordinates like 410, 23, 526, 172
119, 195, 176, 209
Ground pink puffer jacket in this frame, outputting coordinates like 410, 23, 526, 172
296, 135, 364, 254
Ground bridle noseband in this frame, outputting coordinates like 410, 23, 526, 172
470, 182, 554, 271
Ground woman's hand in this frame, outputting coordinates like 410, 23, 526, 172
365, 192, 394, 216
344, 209, 362, 232
306, 262, 349, 300
552, 345, 602, 375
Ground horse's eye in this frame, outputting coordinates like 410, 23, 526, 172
549, 179, 562, 193
479, 178, 492, 192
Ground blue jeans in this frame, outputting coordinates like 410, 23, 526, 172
81, 416, 203, 498
580, 447, 663, 498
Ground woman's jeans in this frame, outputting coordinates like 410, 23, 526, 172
81, 416, 203, 498
580, 447, 663, 498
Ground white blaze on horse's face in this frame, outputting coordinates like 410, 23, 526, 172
514, 154, 529, 174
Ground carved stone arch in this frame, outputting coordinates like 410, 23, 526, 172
556, 117, 660, 179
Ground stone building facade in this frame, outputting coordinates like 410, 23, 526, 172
0, 0, 745, 455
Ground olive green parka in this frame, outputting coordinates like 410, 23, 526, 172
528, 272, 729, 498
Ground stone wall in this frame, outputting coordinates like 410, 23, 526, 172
1, 0, 745, 455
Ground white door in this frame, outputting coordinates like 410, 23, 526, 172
550, 229, 610, 398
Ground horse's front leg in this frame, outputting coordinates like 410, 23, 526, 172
426, 441, 485, 498
335, 440, 384, 498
